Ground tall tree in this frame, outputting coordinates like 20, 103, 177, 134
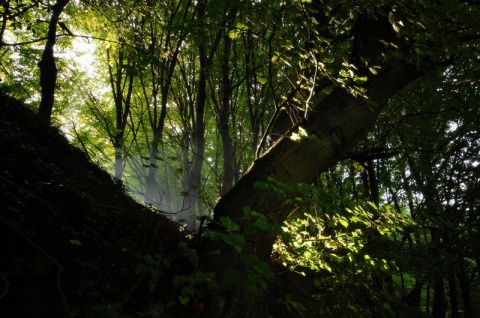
106, 43, 136, 180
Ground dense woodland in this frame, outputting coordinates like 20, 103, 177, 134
1, 0, 480, 317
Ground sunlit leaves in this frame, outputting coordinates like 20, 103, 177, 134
228, 22, 249, 39
290, 126, 308, 141
257, 77, 268, 85
256, 178, 414, 272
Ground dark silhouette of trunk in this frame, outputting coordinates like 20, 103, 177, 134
217, 1, 238, 196
38, 0, 69, 124
431, 231, 447, 318
448, 276, 459, 318
457, 260, 474, 318
362, 157, 392, 316
0, 1, 10, 48
404, 279, 425, 307
432, 274, 447, 318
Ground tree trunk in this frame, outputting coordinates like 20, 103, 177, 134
114, 146, 125, 180
107, 47, 134, 181
185, 0, 208, 230
431, 231, 447, 318
38, 0, 70, 124
448, 276, 459, 318
457, 260, 474, 318
201, 63, 421, 317
145, 129, 162, 207
404, 279, 425, 307
217, 1, 238, 196
432, 274, 447, 318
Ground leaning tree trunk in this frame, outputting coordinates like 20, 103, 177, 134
199, 13, 425, 317
200, 62, 422, 317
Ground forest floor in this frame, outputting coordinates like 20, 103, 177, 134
0, 91, 190, 317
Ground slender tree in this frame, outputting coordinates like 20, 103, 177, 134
38, 0, 69, 124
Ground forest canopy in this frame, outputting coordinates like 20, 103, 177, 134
1, 0, 480, 317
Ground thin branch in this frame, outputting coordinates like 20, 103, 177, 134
1, 33, 129, 48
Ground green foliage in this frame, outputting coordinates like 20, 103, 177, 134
242, 253, 274, 294
134, 253, 171, 281
173, 271, 218, 306
202, 213, 275, 295
173, 242, 218, 306
203, 217, 246, 253
256, 178, 416, 316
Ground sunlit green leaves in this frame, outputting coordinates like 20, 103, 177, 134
228, 22, 249, 39
257, 178, 415, 277
257, 77, 268, 85
290, 126, 308, 141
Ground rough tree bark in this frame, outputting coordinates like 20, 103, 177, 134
38, 0, 70, 124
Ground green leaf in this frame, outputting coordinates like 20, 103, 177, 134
368, 66, 380, 74
179, 296, 190, 306
353, 76, 368, 85
290, 127, 308, 141
220, 216, 240, 231
236, 22, 248, 31
228, 29, 239, 39
228, 234, 246, 252
338, 218, 349, 228
258, 77, 268, 84
254, 218, 272, 231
